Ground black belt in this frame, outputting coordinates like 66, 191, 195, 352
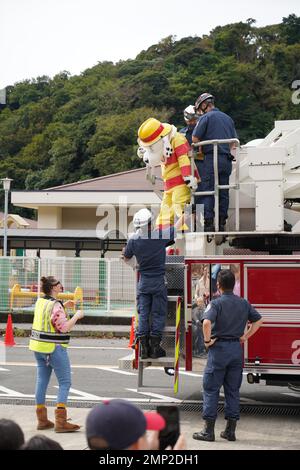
217, 338, 240, 342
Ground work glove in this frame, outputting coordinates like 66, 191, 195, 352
183, 175, 198, 192
137, 146, 146, 159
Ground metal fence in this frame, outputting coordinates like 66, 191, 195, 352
0, 257, 136, 317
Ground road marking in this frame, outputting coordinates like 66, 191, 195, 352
0, 367, 9, 371
180, 371, 203, 378
282, 392, 300, 398
97, 367, 136, 376
13, 345, 128, 350
0, 385, 25, 397
126, 388, 181, 403
0, 362, 130, 369
54, 386, 104, 400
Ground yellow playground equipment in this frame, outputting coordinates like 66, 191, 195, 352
10, 284, 84, 312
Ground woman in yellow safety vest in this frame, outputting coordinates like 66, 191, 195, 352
29, 276, 84, 432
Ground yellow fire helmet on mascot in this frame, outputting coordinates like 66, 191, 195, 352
138, 118, 172, 146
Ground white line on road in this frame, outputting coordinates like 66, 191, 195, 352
96, 367, 136, 376
282, 392, 300, 398
0, 385, 26, 397
180, 371, 203, 378
0, 367, 9, 371
13, 345, 128, 350
54, 386, 105, 400
126, 388, 181, 403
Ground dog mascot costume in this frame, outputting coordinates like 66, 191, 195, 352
137, 118, 199, 228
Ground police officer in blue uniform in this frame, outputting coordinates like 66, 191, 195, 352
123, 208, 176, 360
192, 93, 238, 232
193, 269, 262, 442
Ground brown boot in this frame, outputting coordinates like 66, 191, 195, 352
36, 407, 54, 430
55, 408, 80, 433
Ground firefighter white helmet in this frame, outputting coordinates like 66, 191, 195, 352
184, 105, 197, 122
133, 208, 153, 228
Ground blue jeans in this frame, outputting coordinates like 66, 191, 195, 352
34, 345, 71, 405
202, 341, 243, 420
137, 275, 168, 337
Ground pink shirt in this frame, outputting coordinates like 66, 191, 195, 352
51, 302, 69, 333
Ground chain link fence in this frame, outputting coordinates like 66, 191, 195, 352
0, 257, 136, 317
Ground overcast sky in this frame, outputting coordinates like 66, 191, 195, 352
1, 0, 300, 88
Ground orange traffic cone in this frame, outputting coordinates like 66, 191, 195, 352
4, 314, 15, 347
128, 316, 135, 349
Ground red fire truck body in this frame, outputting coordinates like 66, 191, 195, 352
184, 256, 300, 387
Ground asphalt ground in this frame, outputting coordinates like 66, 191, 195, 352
0, 338, 300, 450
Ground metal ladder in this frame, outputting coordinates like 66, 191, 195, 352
191, 138, 241, 232
137, 295, 181, 393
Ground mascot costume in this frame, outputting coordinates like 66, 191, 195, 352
137, 117, 199, 228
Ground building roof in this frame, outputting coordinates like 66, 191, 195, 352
0, 212, 37, 228
0, 229, 126, 253
46, 167, 163, 191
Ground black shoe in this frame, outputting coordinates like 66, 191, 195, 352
149, 336, 166, 359
193, 419, 215, 442
204, 219, 215, 232
139, 336, 150, 359
220, 418, 237, 441
284, 220, 292, 232
219, 217, 227, 232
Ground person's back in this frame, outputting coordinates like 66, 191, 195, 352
193, 269, 262, 443
209, 293, 259, 339
123, 210, 175, 359
128, 227, 174, 278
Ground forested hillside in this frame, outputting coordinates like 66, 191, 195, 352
1, 14, 300, 196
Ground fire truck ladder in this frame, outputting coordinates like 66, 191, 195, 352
191, 138, 241, 232
137, 295, 182, 394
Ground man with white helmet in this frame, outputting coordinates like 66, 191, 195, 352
179, 105, 199, 146
123, 208, 183, 360
137, 117, 199, 229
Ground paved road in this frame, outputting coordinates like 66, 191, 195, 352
0, 337, 300, 450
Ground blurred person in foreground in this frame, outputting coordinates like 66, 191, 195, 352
86, 399, 185, 450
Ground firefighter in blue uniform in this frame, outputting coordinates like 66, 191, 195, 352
193, 269, 262, 442
123, 208, 176, 360
192, 93, 238, 232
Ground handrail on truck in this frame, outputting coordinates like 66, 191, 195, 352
192, 138, 240, 232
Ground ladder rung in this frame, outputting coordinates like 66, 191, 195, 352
163, 326, 176, 332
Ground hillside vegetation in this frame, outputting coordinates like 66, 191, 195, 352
0, 14, 300, 198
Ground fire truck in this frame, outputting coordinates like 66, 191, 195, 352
136, 119, 300, 393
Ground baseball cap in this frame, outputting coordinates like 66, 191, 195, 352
86, 399, 166, 450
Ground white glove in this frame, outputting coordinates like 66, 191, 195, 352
183, 175, 198, 191
137, 147, 146, 159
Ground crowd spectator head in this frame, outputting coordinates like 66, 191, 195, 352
21, 435, 63, 450
0, 419, 25, 450
86, 399, 165, 450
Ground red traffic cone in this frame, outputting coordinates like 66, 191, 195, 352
4, 314, 15, 347
128, 316, 135, 349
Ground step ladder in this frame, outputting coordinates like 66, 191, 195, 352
137, 296, 182, 393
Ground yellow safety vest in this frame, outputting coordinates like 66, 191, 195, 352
29, 297, 70, 354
